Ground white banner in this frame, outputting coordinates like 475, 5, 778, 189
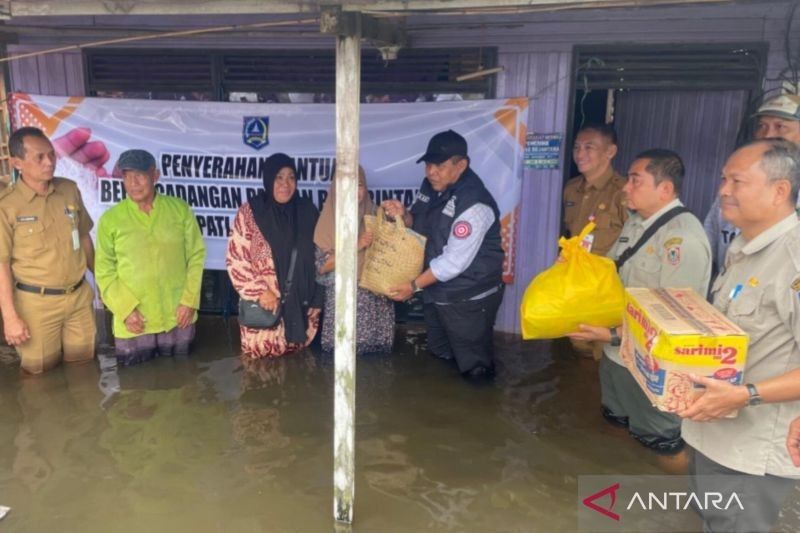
10, 93, 528, 280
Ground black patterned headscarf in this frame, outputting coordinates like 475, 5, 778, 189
251, 153, 320, 343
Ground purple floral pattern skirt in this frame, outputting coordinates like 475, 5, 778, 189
114, 324, 196, 366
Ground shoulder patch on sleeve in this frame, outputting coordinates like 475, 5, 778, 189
666, 244, 682, 266
452, 220, 472, 239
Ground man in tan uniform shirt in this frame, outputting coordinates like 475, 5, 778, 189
563, 123, 628, 358
569, 149, 711, 461
563, 123, 628, 256
0, 127, 96, 374
679, 139, 800, 533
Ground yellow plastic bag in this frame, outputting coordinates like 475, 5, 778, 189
520, 222, 625, 340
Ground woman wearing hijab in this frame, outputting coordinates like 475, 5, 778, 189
226, 153, 323, 358
314, 167, 395, 355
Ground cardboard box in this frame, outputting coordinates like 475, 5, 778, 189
621, 288, 748, 413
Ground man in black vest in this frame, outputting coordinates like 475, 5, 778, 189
383, 130, 505, 379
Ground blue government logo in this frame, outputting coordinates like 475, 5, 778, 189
243, 116, 270, 150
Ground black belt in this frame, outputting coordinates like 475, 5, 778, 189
16, 278, 83, 296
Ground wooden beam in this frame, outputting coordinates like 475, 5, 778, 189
321, 7, 405, 46
10, 1, 313, 16
9, 0, 729, 17
332, 7, 360, 527
0, 19, 320, 64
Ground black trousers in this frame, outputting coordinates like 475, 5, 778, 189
423, 286, 504, 373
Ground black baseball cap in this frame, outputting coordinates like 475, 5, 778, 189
117, 149, 157, 172
416, 129, 468, 164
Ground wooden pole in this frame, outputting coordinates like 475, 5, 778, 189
0, 50, 10, 185
333, 9, 361, 526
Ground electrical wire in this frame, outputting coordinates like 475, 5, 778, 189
784, 0, 799, 86
737, 1, 799, 145
766, 0, 800, 86
576, 57, 605, 129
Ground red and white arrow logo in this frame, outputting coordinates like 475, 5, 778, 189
582, 483, 621, 521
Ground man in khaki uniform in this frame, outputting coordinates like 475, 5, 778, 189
563, 123, 627, 256
679, 139, 800, 533
0, 127, 96, 374
563, 124, 628, 358
569, 149, 711, 457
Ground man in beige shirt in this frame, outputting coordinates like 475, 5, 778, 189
0, 127, 96, 374
563, 124, 628, 358
569, 149, 711, 459
678, 139, 800, 533
563, 123, 628, 257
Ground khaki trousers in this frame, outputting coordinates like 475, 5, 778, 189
14, 282, 96, 374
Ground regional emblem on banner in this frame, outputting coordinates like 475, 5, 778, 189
243, 116, 270, 150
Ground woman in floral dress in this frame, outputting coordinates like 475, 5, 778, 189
226, 153, 322, 358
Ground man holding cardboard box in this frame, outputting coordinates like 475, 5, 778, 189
679, 139, 800, 533
568, 149, 712, 456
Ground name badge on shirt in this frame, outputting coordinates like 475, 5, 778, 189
442, 197, 456, 218
65, 205, 80, 251
581, 233, 594, 252
416, 191, 430, 204
618, 236, 630, 243
16, 215, 37, 223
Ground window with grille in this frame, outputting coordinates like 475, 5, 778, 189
85, 47, 496, 102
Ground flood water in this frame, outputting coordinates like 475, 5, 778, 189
0, 316, 798, 532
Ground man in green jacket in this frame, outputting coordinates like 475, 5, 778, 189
96, 149, 205, 366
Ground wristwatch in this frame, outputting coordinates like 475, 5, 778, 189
609, 327, 621, 347
745, 383, 763, 406
411, 280, 422, 293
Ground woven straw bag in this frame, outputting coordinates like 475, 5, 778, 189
359, 209, 427, 297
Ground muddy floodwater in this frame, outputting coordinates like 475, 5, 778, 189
1, 316, 798, 532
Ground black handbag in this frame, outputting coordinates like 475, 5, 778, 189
237, 248, 297, 329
